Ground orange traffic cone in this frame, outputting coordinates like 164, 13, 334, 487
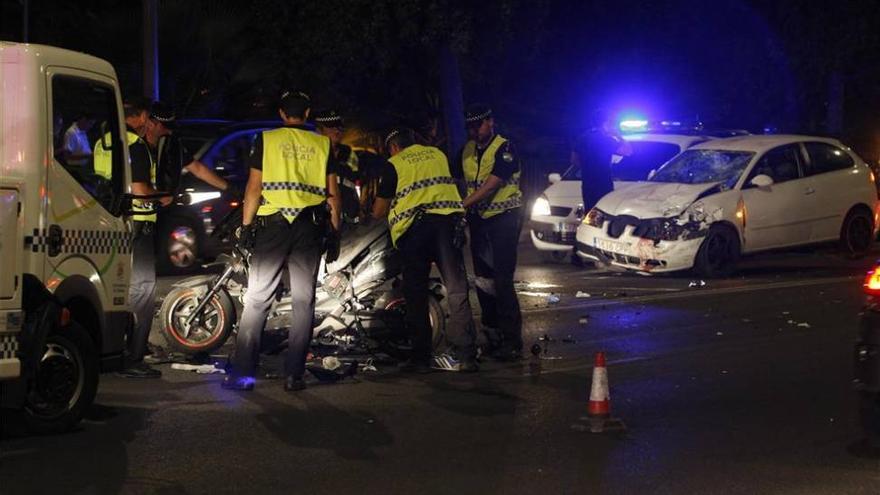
587, 351, 611, 417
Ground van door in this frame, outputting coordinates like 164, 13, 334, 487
45, 68, 130, 355
740, 144, 813, 251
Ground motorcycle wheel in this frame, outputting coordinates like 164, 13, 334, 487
160, 286, 236, 355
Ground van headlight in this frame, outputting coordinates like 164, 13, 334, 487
532, 196, 551, 217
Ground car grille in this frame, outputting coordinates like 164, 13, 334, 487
534, 229, 577, 245
550, 206, 573, 217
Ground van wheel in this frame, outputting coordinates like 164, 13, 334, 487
24, 321, 98, 434
840, 208, 874, 258
693, 225, 740, 278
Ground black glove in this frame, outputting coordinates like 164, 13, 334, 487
324, 230, 341, 264
452, 215, 468, 249
237, 224, 257, 251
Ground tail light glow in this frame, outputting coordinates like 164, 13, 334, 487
864, 265, 880, 295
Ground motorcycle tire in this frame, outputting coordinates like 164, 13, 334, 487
160, 286, 236, 355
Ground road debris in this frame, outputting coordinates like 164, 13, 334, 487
688, 280, 707, 288
547, 294, 561, 304
716, 331, 724, 336
360, 359, 378, 373
578, 315, 590, 324
797, 322, 811, 328
170, 363, 225, 374
575, 291, 592, 298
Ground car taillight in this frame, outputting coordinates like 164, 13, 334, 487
864, 265, 880, 295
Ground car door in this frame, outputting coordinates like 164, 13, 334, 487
740, 143, 814, 251
801, 141, 859, 241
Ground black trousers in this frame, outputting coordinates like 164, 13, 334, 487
469, 208, 523, 351
232, 214, 323, 379
398, 214, 476, 362
128, 222, 156, 363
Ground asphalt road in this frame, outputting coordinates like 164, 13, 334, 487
2, 238, 880, 494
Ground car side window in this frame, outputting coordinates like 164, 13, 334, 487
804, 142, 854, 176
201, 131, 260, 183
746, 144, 802, 186
51, 75, 123, 214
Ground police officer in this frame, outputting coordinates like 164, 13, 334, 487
372, 128, 478, 372
93, 96, 152, 180
117, 98, 166, 378
460, 104, 524, 361
314, 108, 360, 219
223, 91, 342, 391
144, 102, 236, 196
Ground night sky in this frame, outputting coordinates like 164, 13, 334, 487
2, 0, 880, 159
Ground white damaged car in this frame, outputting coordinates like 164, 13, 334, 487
530, 133, 712, 259
575, 135, 880, 276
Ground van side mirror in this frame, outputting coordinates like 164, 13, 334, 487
750, 174, 774, 188
548, 173, 562, 184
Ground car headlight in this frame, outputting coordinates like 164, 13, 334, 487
583, 207, 606, 227
643, 218, 685, 241
531, 196, 551, 217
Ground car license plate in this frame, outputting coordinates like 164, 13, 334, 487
595, 238, 630, 254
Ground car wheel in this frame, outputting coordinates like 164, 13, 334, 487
24, 321, 99, 434
158, 217, 202, 275
840, 208, 874, 258
693, 224, 740, 278
858, 391, 880, 449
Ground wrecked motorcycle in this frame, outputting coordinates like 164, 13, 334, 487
158, 218, 448, 358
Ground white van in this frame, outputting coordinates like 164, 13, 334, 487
0, 42, 137, 432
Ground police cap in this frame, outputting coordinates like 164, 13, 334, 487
149, 101, 176, 127
313, 109, 344, 128
464, 104, 493, 125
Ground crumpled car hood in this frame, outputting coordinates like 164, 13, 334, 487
595, 181, 721, 218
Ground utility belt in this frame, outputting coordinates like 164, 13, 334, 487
132, 220, 155, 236
255, 204, 328, 228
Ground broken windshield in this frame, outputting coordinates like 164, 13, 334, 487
651, 149, 754, 189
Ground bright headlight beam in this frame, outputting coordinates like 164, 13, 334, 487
187, 191, 222, 205
532, 196, 551, 217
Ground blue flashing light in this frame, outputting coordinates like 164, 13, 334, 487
619, 119, 649, 132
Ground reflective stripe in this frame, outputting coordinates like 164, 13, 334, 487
394, 176, 457, 201
467, 175, 519, 190
277, 207, 303, 218
389, 200, 464, 227
475, 196, 522, 213
262, 182, 327, 195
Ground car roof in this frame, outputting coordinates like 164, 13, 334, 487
622, 133, 710, 148
689, 134, 846, 154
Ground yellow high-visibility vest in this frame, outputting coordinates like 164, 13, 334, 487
388, 144, 463, 245
258, 127, 330, 222
462, 134, 521, 219
93, 130, 141, 179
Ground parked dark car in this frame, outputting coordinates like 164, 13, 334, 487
157, 119, 281, 275
858, 264, 880, 450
